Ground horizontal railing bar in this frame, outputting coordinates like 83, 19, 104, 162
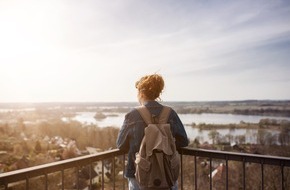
178, 147, 290, 167
1, 147, 290, 189
0, 149, 125, 185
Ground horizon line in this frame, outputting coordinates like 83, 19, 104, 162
0, 99, 289, 104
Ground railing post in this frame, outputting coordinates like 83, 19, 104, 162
281, 162, 284, 190
112, 156, 116, 190
102, 160, 104, 190
89, 163, 93, 190
194, 155, 197, 190
123, 154, 126, 190
76, 166, 79, 190
62, 169, 65, 190
180, 152, 183, 190
25, 176, 29, 190
261, 159, 264, 190
226, 156, 228, 190
209, 157, 212, 190
45, 173, 48, 190
242, 157, 246, 190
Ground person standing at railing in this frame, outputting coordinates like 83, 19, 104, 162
116, 74, 189, 190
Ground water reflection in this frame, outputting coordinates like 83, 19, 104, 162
68, 112, 290, 127
63, 112, 288, 144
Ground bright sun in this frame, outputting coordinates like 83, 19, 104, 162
0, 0, 68, 101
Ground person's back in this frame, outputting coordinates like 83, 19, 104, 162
116, 74, 188, 190
135, 105, 180, 189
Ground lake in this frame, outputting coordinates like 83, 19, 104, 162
63, 112, 289, 144
68, 112, 290, 127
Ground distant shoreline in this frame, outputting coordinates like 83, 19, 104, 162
1, 100, 290, 117
0, 99, 290, 103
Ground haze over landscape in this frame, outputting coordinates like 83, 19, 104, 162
0, 0, 290, 102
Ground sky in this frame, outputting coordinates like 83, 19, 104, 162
0, 0, 290, 102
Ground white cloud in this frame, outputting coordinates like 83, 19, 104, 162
0, 0, 290, 102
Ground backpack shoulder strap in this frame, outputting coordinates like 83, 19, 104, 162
136, 106, 171, 125
158, 106, 171, 124
136, 106, 152, 125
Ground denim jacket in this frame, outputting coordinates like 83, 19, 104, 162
116, 101, 189, 178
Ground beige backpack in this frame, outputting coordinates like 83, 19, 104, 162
135, 106, 180, 189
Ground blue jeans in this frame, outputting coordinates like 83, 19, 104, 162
128, 178, 178, 190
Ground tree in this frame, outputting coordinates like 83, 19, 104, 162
279, 123, 290, 146
18, 117, 26, 132
257, 129, 267, 145
235, 135, 245, 145
35, 140, 42, 154
225, 133, 234, 144
208, 130, 220, 144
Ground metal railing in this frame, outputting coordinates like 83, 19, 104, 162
0, 149, 127, 190
179, 147, 290, 190
1, 147, 290, 190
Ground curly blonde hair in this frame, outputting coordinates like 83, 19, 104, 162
135, 74, 165, 100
